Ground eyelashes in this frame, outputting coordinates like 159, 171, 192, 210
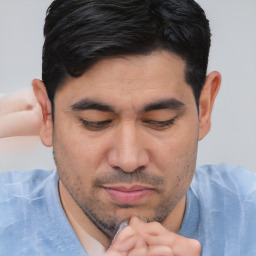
80, 119, 112, 131
142, 118, 177, 128
80, 117, 177, 131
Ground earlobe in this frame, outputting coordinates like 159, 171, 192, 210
32, 79, 53, 147
198, 71, 221, 141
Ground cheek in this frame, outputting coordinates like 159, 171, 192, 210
54, 122, 110, 173
153, 125, 198, 168
160, 138, 197, 202
151, 120, 198, 193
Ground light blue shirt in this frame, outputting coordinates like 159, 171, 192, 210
179, 164, 256, 255
1, 163, 256, 255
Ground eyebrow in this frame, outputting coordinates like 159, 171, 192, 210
70, 98, 116, 112
70, 98, 185, 113
143, 98, 185, 112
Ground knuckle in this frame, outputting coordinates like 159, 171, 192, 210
119, 226, 135, 236
114, 226, 135, 242
149, 221, 165, 230
148, 245, 173, 256
128, 247, 147, 256
191, 239, 201, 254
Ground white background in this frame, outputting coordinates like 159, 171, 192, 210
0, 0, 255, 172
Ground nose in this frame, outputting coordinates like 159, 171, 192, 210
107, 121, 150, 173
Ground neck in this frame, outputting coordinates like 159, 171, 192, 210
59, 181, 186, 249
59, 181, 110, 248
162, 196, 186, 233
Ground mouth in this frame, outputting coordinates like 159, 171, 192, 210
103, 185, 154, 204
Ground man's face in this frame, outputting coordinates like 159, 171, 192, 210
53, 51, 199, 236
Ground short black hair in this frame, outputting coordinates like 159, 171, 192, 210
43, 0, 211, 110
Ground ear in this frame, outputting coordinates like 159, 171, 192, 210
32, 79, 53, 147
198, 71, 221, 141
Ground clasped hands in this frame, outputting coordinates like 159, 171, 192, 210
106, 216, 201, 256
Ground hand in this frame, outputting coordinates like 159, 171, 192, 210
105, 216, 201, 256
106, 223, 148, 256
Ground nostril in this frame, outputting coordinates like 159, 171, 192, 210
113, 166, 125, 172
112, 166, 145, 173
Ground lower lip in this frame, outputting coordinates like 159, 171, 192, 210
104, 188, 153, 204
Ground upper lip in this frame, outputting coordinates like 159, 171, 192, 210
103, 185, 154, 192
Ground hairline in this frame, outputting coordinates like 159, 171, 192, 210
49, 49, 200, 118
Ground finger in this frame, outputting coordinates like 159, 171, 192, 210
130, 217, 201, 256
129, 216, 167, 236
127, 247, 148, 256
135, 235, 147, 249
110, 226, 138, 252
172, 238, 201, 256
111, 226, 147, 251
144, 234, 201, 256
106, 235, 137, 256
127, 245, 173, 256
147, 245, 173, 256
129, 217, 201, 256
105, 248, 127, 256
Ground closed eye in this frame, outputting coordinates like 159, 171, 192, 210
142, 117, 177, 129
80, 119, 112, 131
80, 117, 177, 131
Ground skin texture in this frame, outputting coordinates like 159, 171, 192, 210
33, 50, 221, 254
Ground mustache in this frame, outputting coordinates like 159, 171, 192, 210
93, 167, 164, 188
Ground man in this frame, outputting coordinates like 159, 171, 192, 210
1, 0, 255, 255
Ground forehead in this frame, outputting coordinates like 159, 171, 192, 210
82, 50, 186, 82
55, 50, 193, 110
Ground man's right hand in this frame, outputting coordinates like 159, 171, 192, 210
105, 216, 201, 256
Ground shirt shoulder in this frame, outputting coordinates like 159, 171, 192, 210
192, 163, 256, 199
0, 169, 54, 200
186, 164, 256, 255
0, 169, 53, 183
0, 169, 86, 255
